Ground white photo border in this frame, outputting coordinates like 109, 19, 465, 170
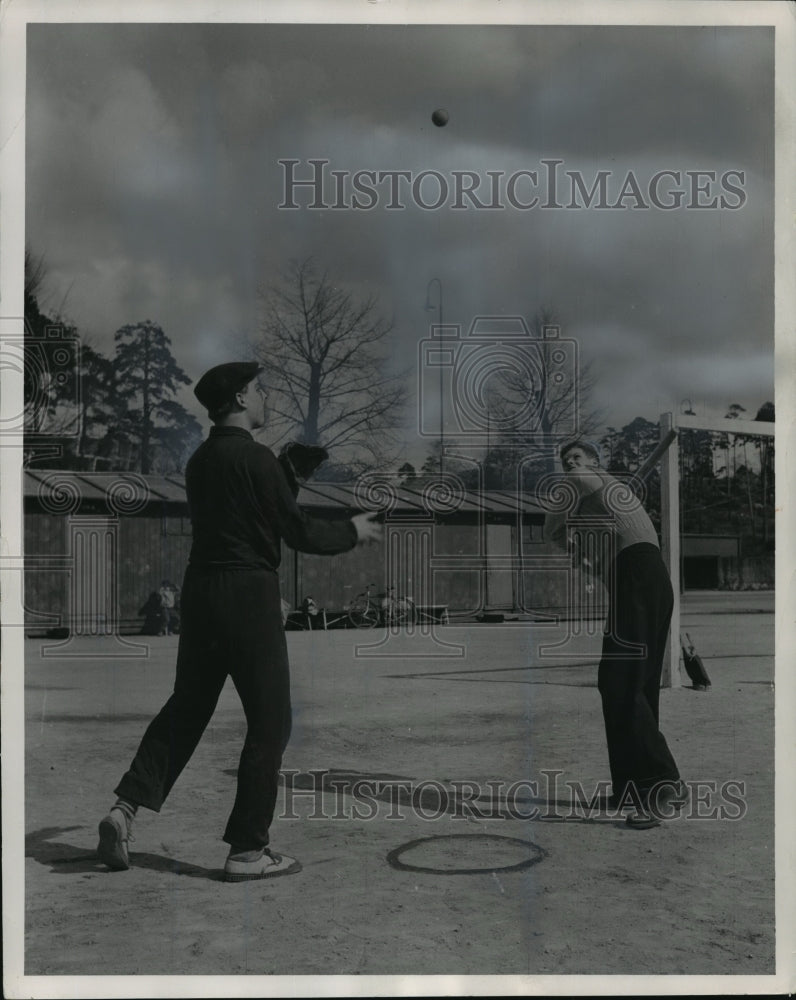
2, 1, 794, 997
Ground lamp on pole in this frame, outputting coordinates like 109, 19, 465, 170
424, 277, 443, 473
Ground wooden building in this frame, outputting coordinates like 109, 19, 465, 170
23, 469, 598, 636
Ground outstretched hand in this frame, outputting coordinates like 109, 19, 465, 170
352, 511, 382, 545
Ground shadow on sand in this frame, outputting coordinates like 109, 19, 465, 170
25, 825, 225, 880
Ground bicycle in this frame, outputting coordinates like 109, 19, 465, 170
382, 586, 417, 627
347, 583, 417, 628
347, 582, 381, 629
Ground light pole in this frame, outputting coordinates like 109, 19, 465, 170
424, 277, 443, 473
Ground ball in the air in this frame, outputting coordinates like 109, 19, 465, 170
431, 108, 449, 127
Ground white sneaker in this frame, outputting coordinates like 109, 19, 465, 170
224, 847, 301, 882
97, 808, 134, 870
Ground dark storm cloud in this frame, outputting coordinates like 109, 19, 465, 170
25, 22, 774, 435
79, 23, 769, 158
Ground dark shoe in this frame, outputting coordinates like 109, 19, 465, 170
659, 779, 689, 806
648, 780, 689, 817
224, 847, 302, 883
625, 810, 661, 830
97, 808, 133, 870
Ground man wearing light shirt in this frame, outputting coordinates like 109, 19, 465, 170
549, 440, 687, 829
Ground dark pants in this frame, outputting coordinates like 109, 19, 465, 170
597, 543, 679, 799
115, 567, 291, 850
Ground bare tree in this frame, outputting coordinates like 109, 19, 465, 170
481, 308, 604, 484
23, 247, 82, 445
253, 259, 408, 468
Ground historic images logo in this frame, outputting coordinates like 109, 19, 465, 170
279, 770, 748, 823
278, 159, 747, 212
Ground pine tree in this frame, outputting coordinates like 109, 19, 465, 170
113, 320, 194, 474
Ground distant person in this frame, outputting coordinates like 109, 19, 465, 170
97, 361, 381, 880
301, 595, 320, 618
548, 440, 687, 829
301, 595, 323, 628
138, 591, 163, 637
158, 580, 178, 636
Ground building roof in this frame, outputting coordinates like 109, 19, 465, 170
24, 470, 188, 511
24, 469, 547, 518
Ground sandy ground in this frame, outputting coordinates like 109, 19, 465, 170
20, 592, 775, 981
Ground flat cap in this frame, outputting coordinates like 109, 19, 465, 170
194, 361, 262, 412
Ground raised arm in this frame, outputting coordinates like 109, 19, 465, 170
263, 448, 381, 555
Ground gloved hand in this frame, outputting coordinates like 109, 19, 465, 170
278, 442, 329, 495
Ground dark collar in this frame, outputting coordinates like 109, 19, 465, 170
209, 426, 253, 440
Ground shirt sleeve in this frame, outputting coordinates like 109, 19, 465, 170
257, 445, 358, 555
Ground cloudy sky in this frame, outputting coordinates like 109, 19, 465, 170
25, 21, 774, 463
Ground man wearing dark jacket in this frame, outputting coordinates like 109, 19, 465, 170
98, 361, 380, 880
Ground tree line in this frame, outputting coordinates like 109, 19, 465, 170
24, 253, 411, 477
24, 247, 775, 555
599, 406, 775, 556
26, 251, 601, 480
24, 250, 202, 474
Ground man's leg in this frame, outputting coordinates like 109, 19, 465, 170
98, 667, 227, 869
636, 553, 686, 818
597, 652, 640, 803
99, 571, 228, 869
222, 571, 292, 851
112, 668, 227, 811
114, 606, 228, 810
599, 546, 679, 800
642, 554, 675, 726
218, 572, 300, 882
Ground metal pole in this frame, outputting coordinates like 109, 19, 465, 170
436, 282, 444, 620
437, 282, 444, 474
425, 278, 443, 474
659, 411, 682, 687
